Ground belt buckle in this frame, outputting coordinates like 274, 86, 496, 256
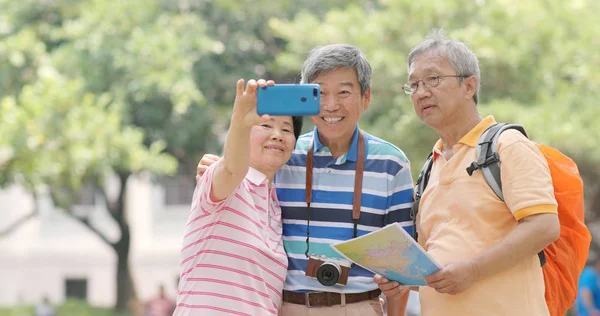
304, 293, 312, 308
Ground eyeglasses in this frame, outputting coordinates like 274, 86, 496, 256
402, 74, 469, 95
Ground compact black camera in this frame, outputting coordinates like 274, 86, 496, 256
305, 255, 352, 286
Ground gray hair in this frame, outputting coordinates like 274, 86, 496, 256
300, 44, 372, 96
407, 29, 481, 104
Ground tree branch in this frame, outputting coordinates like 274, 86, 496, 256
109, 172, 130, 225
97, 185, 120, 223
0, 209, 37, 238
47, 184, 115, 246
71, 215, 115, 247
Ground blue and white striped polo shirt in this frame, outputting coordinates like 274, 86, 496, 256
274, 126, 415, 294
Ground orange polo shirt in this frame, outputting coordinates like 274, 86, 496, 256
417, 116, 558, 316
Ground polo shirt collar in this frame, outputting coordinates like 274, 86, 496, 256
459, 115, 497, 147
312, 125, 368, 162
432, 115, 497, 159
245, 167, 267, 185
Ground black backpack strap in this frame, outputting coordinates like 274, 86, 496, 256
410, 152, 434, 241
466, 123, 546, 266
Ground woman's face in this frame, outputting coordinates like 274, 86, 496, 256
249, 116, 296, 174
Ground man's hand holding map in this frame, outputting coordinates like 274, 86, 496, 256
331, 223, 440, 286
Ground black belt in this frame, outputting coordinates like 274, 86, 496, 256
282, 289, 381, 307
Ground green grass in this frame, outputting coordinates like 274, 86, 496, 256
0, 299, 132, 316
0, 300, 576, 316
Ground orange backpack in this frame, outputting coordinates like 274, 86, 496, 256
412, 123, 591, 316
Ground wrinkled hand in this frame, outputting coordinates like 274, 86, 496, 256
374, 274, 411, 302
233, 78, 274, 128
196, 154, 221, 181
424, 260, 478, 295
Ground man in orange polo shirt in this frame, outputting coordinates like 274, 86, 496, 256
376, 29, 560, 315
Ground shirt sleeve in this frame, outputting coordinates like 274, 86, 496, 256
192, 162, 234, 214
497, 130, 558, 221
384, 159, 415, 230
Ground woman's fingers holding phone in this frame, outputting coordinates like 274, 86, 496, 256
244, 79, 257, 94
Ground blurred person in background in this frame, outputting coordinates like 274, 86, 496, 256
146, 284, 175, 316
34, 296, 56, 316
576, 254, 600, 316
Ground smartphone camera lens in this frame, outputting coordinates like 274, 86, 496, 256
313, 88, 318, 97
301, 97, 307, 102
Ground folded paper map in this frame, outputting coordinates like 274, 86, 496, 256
331, 223, 441, 286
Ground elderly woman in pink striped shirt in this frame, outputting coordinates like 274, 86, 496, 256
174, 79, 302, 316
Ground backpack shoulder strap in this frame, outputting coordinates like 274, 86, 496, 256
467, 123, 527, 201
410, 152, 434, 240
468, 123, 546, 265
415, 152, 434, 199
466, 123, 547, 266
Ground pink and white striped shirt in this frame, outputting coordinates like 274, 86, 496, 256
175, 165, 288, 316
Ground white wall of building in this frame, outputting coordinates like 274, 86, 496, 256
0, 173, 192, 307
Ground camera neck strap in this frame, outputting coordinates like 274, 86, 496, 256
304, 131, 365, 256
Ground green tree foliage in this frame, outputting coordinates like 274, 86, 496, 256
0, 71, 175, 195
187, 0, 369, 135
51, 0, 218, 167
0, 0, 213, 311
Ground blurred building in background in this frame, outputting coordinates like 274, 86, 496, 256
0, 173, 195, 307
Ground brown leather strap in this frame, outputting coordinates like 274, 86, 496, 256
353, 132, 365, 222
282, 289, 381, 307
306, 132, 365, 221
306, 138, 314, 205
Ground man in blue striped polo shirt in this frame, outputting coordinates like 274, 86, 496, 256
197, 44, 414, 315
276, 44, 413, 316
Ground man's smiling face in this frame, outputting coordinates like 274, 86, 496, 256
309, 67, 370, 146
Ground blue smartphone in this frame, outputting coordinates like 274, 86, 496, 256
257, 84, 320, 116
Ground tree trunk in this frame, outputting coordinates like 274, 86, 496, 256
49, 170, 139, 312
113, 225, 135, 313
109, 171, 137, 313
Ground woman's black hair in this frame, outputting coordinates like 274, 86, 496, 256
292, 116, 303, 142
